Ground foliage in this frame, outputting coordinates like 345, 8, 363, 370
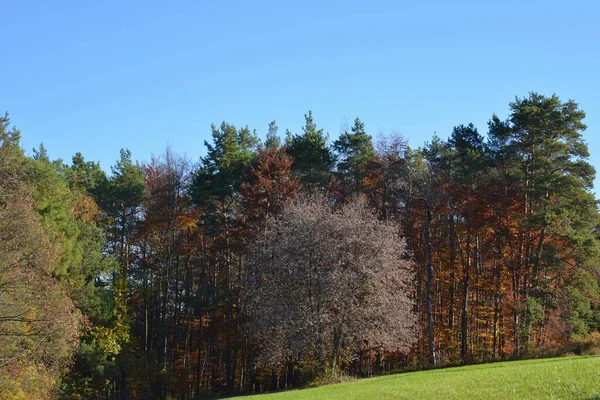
286, 111, 334, 188
0, 115, 81, 399
3, 92, 600, 397
331, 117, 375, 201
239, 145, 301, 229
567, 332, 600, 355
244, 194, 416, 375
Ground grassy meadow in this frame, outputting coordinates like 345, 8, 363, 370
234, 356, 600, 399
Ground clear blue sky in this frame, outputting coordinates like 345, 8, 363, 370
2, 0, 599, 190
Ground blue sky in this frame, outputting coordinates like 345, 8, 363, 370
2, 0, 599, 189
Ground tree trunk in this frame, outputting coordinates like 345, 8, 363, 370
448, 212, 456, 330
425, 203, 436, 366
460, 236, 471, 362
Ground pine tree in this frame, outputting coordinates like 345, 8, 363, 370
286, 111, 334, 188
332, 117, 375, 199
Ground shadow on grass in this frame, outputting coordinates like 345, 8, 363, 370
421, 355, 598, 375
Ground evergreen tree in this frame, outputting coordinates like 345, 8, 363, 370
190, 122, 258, 210
332, 117, 375, 198
265, 120, 281, 150
334, 117, 375, 174
286, 111, 334, 188
96, 149, 146, 275
489, 93, 599, 345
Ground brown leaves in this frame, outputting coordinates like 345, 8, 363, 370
0, 186, 80, 398
243, 194, 416, 373
239, 146, 301, 228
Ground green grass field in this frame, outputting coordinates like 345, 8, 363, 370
234, 356, 600, 399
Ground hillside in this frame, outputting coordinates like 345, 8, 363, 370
235, 356, 600, 400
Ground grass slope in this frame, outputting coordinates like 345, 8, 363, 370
235, 356, 600, 399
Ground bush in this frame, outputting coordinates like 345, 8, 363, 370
568, 332, 600, 355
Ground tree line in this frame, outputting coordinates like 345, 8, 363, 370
0, 92, 599, 399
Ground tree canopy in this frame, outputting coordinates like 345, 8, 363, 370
1, 92, 600, 398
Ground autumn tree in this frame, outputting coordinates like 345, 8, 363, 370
0, 114, 80, 399
487, 93, 599, 352
3, 92, 600, 397
244, 194, 416, 378
130, 149, 194, 398
239, 145, 301, 230
187, 123, 259, 395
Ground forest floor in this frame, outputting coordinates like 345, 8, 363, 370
231, 355, 600, 399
